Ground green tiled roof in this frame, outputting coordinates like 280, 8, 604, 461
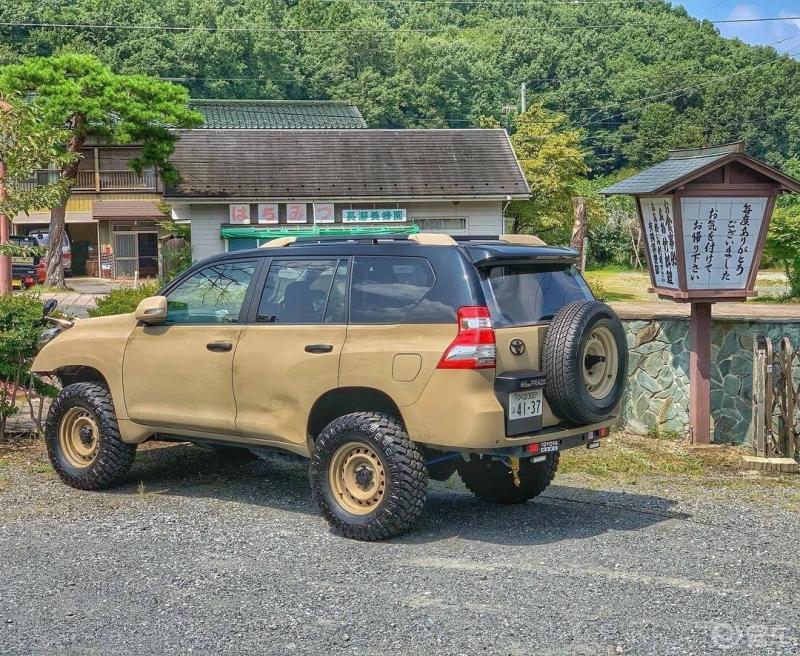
189, 99, 367, 129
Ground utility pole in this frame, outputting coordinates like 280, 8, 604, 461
0, 98, 11, 296
520, 82, 527, 114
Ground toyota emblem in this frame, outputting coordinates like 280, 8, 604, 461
509, 339, 526, 356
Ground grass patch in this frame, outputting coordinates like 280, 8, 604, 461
560, 433, 738, 480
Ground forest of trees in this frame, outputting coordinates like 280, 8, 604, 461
2, 0, 800, 176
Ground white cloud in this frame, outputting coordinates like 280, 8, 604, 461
717, 3, 800, 52
728, 4, 761, 21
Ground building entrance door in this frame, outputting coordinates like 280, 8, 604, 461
113, 232, 137, 277
113, 224, 159, 278
137, 232, 158, 277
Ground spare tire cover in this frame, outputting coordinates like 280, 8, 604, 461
542, 300, 627, 425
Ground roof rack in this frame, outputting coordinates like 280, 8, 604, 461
260, 232, 459, 247
259, 233, 548, 249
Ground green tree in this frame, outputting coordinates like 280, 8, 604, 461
504, 105, 588, 243
0, 95, 78, 294
765, 159, 800, 297
0, 54, 202, 287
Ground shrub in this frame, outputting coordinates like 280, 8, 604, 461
88, 282, 161, 317
162, 242, 191, 282
0, 293, 56, 436
587, 278, 608, 301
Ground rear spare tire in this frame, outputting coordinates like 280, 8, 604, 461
542, 300, 627, 425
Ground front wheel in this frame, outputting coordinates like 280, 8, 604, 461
310, 412, 428, 541
45, 383, 136, 490
457, 454, 559, 504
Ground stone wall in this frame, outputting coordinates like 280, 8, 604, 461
621, 317, 800, 444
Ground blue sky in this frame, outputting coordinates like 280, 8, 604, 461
679, 1, 800, 53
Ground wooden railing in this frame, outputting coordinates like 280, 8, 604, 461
752, 335, 800, 460
20, 168, 157, 191
99, 169, 157, 190
75, 171, 95, 189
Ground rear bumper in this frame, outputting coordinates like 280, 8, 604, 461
401, 368, 618, 451
478, 428, 604, 458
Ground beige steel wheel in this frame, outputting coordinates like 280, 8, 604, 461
542, 300, 627, 425
310, 412, 428, 541
582, 325, 619, 400
45, 382, 137, 491
58, 407, 100, 468
328, 441, 387, 515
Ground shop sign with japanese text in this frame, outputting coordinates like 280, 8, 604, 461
342, 209, 407, 223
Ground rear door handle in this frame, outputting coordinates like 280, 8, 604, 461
305, 344, 333, 354
207, 341, 233, 352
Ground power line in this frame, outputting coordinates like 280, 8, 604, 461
4, 14, 800, 33
579, 36, 800, 127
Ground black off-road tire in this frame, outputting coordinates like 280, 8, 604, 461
310, 412, 428, 541
542, 300, 627, 425
45, 383, 136, 490
457, 454, 559, 504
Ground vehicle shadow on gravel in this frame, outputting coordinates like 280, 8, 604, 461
124, 442, 688, 546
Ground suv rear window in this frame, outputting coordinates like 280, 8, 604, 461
350, 256, 435, 324
480, 264, 593, 327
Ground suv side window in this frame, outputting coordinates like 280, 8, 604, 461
166, 260, 257, 324
257, 259, 344, 324
350, 256, 435, 324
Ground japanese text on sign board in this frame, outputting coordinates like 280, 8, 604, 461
640, 197, 679, 289
314, 203, 335, 224
680, 197, 766, 290
286, 204, 307, 224
342, 209, 407, 223
229, 204, 251, 225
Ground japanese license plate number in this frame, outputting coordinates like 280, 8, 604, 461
508, 389, 543, 420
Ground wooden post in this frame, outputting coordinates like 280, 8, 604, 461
571, 196, 588, 273
689, 302, 712, 444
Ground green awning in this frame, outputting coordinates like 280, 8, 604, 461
220, 224, 420, 239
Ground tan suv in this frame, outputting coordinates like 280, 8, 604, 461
34, 233, 627, 540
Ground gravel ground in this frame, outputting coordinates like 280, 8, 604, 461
1, 441, 799, 656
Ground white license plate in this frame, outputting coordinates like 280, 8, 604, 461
539, 440, 559, 453
509, 389, 543, 420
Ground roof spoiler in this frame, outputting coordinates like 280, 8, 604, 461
452, 234, 547, 246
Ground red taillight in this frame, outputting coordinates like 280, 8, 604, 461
437, 306, 496, 369
527, 442, 540, 454
597, 427, 610, 438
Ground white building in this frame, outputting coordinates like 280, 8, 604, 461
164, 128, 530, 260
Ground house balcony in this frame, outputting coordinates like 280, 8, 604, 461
22, 168, 158, 192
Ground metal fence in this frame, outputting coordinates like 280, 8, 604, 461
752, 336, 800, 459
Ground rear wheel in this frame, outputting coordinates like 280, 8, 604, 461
310, 412, 428, 541
45, 383, 136, 490
457, 454, 559, 504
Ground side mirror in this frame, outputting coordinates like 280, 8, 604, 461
135, 296, 168, 325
